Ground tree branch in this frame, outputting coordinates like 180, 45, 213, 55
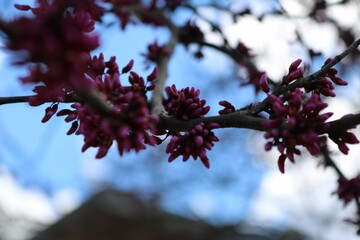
157, 110, 266, 132
0, 96, 29, 105
0, 93, 266, 131
3, 92, 360, 135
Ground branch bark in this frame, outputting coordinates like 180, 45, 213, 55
157, 110, 266, 131
0, 96, 29, 105
3, 93, 360, 135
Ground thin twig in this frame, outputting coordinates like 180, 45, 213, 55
193, 40, 277, 86
0, 95, 78, 105
0, 96, 29, 105
199, 41, 256, 70
320, 148, 345, 179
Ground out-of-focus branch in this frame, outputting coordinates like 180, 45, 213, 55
182, 2, 241, 16
198, 41, 257, 71
320, 143, 346, 179
181, 3, 229, 45
189, 39, 277, 85
149, 21, 178, 116
319, 140, 360, 209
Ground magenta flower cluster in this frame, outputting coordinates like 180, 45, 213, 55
8, 1, 102, 106
261, 59, 357, 173
164, 84, 210, 120
166, 123, 219, 169
44, 53, 159, 158
263, 89, 333, 173
163, 85, 219, 168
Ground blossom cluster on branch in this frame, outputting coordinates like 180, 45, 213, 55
45, 53, 160, 158
1, 0, 360, 235
259, 59, 359, 173
163, 85, 218, 168
11, 1, 101, 106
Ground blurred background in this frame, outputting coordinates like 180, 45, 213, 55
0, 0, 360, 239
